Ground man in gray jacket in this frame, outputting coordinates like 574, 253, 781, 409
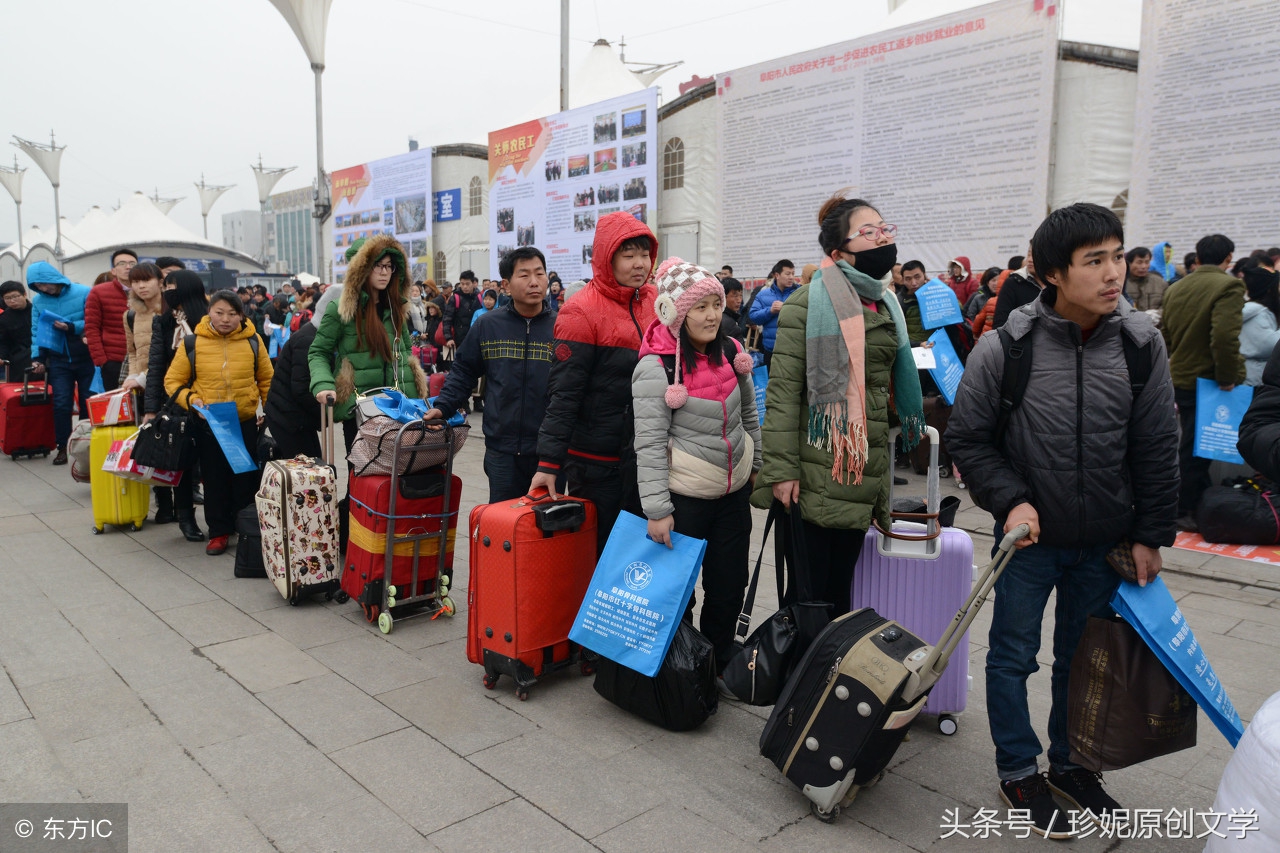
947, 203, 1178, 838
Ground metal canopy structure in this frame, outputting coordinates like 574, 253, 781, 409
12, 132, 65, 259
196, 175, 235, 239
0, 156, 25, 257
251, 155, 296, 265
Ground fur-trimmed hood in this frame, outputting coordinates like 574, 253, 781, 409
339, 234, 410, 323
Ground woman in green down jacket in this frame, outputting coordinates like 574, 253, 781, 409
310, 235, 429, 452
752, 192, 926, 615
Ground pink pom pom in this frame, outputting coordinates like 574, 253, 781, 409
654, 256, 685, 282
733, 352, 754, 375
665, 384, 689, 409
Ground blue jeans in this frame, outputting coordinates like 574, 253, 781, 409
46, 354, 95, 448
986, 529, 1118, 780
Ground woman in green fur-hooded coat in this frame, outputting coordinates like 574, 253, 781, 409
751, 194, 925, 614
309, 235, 429, 446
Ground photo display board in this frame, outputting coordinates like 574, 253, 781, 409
488, 88, 659, 280
330, 149, 433, 284
716, 0, 1058, 275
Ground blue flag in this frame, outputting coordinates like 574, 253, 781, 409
916, 279, 964, 329
570, 511, 707, 677
193, 402, 258, 474
1193, 378, 1252, 464
926, 328, 964, 405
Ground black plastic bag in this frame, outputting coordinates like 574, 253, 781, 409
233, 506, 266, 579
1197, 482, 1280, 544
593, 621, 718, 731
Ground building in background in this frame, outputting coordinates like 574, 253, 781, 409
221, 209, 263, 261
269, 187, 316, 277
430, 143, 488, 285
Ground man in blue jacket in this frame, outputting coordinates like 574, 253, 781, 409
746, 259, 798, 367
27, 262, 94, 464
425, 247, 558, 502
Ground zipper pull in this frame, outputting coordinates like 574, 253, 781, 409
825, 657, 842, 685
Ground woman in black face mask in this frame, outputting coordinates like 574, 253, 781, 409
145, 270, 211, 542
750, 191, 926, 614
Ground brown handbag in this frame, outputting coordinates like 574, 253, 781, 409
1067, 615, 1197, 771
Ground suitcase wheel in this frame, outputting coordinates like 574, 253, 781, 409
41, 451, 49, 458
378, 611, 393, 634
515, 687, 529, 701
938, 715, 958, 736
482, 673, 499, 690
811, 802, 840, 823
327, 589, 350, 604
361, 603, 380, 624
580, 659, 595, 677
92, 525, 103, 535
131, 523, 143, 532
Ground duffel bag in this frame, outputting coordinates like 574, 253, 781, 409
347, 415, 469, 477
592, 621, 718, 732
1197, 480, 1280, 545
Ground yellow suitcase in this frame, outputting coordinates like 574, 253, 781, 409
89, 424, 150, 534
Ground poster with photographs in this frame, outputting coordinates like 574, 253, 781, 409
330, 148, 433, 283
488, 88, 658, 281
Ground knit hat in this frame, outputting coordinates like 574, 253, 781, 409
652, 257, 752, 408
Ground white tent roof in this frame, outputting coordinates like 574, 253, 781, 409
886, 0, 1141, 50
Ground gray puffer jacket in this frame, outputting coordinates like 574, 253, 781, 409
632, 322, 762, 520
946, 293, 1179, 549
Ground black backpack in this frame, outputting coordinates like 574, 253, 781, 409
991, 324, 1153, 447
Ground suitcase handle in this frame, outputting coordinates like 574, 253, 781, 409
320, 400, 335, 466
22, 368, 51, 404
533, 500, 586, 536
878, 426, 942, 552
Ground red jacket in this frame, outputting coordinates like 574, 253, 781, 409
942, 256, 978, 306
84, 280, 130, 365
537, 212, 658, 473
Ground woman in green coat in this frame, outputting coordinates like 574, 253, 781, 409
310, 235, 429, 451
752, 193, 926, 614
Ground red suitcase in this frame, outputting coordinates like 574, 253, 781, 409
344, 467, 461, 633
428, 371, 447, 397
467, 490, 597, 699
0, 372, 56, 459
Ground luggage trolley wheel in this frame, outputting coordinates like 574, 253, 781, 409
811, 802, 840, 823
378, 611, 394, 634
439, 596, 456, 617
938, 715, 958, 736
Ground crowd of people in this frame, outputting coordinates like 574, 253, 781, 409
3, 196, 1280, 841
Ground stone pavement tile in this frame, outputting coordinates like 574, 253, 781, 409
258, 672, 409, 754
854, 762, 995, 852
0, 668, 30, 725
468, 729, 667, 839
201, 633, 329, 694
0, 606, 111, 689
379, 603, 470, 652
761, 817, 919, 852
252, 599, 369, 650
307, 632, 436, 696
1164, 601, 1243, 638
330, 727, 515, 835
253, 792, 437, 853
1227, 619, 1280, 648
157, 599, 268, 648
60, 595, 170, 645
1174, 746, 1236, 794
92, 628, 219, 693
0, 718, 81, 802
128, 794, 276, 853
194, 727, 369, 822
139, 671, 282, 750
376, 672, 535, 757
1161, 571, 1245, 600
201, 574, 295, 614
65, 530, 152, 561
593, 805, 758, 853
0, 513, 53, 536
428, 797, 594, 853
21, 669, 154, 745
96, 559, 221, 613
1192, 633, 1276, 705
54, 719, 224, 803
891, 743, 1006, 814
1178, 591, 1280, 628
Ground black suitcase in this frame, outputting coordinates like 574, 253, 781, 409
234, 505, 267, 579
759, 523, 1028, 822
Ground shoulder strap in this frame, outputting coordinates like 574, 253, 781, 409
182, 335, 198, 390
1120, 333, 1153, 401
126, 309, 136, 332
993, 326, 1033, 448
249, 334, 260, 373
658, 353, 676, 386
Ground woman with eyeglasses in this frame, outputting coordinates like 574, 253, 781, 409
309, 236, 429, 454
751, 191, 926, 615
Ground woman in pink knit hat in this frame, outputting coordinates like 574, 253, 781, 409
632, 257, 762, 682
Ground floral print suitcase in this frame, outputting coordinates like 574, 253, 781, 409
256, 457, 341, 604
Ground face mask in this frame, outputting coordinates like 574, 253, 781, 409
851, 243, 898, 281
164, 290, 182, 310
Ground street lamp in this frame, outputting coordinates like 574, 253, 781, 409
0, 156, 25, 257
251, 154, 295, 268
267, 0, 333, 278
150, 187, 185, 216
195, 174, 235, 240
12, 131, 65, 259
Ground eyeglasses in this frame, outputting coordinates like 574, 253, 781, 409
845, 224, 898, 243
113, 260, 137, 269
373, 263, 395, 273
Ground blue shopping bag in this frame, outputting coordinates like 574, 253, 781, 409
916, 279, 963, 329
569, 511, 708, 677
1193, 378, 1252, 464
753, 364, 768, 425
926, 328, 965, 405
36, 310, 69, 355
89, 366, 104, 394
193, 402, 259, 474
1111, 578, 1245, 746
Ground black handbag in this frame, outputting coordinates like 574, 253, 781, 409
592, 621, 719, 731
721, 501, 832, 705
130, 385, 195, 471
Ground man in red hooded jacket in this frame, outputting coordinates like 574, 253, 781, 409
84, 248, 135, 390
942, 256, 979, 305
530, 212, 658, 553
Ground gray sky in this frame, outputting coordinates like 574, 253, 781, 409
0, 0, 1137, 247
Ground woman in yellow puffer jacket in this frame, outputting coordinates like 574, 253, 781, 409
165, 290, 274, 556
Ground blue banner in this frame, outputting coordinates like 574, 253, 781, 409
753, 364, 768, 425
193, 402, 258, 474
570, 511, 707, 677
1112, 578, 1244, 747
433, 189, 462, 222
916, 279, 964, 329
35, 310, 69, 355
1193, 378, 1252, 464
926, 328, 964, 405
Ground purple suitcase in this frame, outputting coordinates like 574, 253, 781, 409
851, 426, 974, 734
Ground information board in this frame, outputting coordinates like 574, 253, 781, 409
330, 149, 433, 285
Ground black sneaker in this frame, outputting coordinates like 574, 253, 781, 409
999, 773, 1072, 840
52, 448, 68, 466
1048, 768, 1123, 825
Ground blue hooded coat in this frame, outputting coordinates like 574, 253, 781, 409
26, 261, 91, 361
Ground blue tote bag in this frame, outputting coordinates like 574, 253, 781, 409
1193, 378, 1252, 464
570, 511, 708, 677
916, 279, 964, 329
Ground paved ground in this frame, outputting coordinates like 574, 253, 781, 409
1, 422, 1277, 852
